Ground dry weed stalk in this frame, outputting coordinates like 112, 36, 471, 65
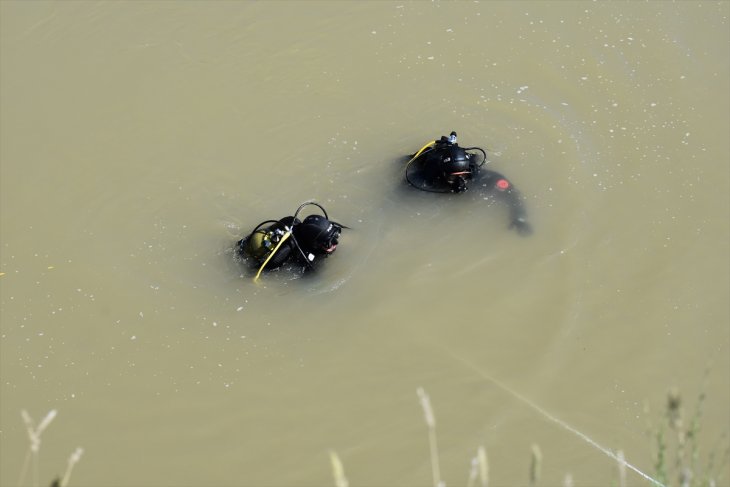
617, 449, 627, 487
329, 450, 349, 487
562, 473, 574, 487
60, 447, 84, 487
467, 446, 488, 487
529, 443, 542, 486
17, 409, 83, 487
18, 409, 57, 487
417, 387, 444, 487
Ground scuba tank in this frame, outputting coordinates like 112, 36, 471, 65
238, 216, 298, 269
405, 131, 487, 193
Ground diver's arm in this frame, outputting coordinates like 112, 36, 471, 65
480, 170, 532, 236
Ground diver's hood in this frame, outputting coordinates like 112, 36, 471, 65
293, 215, 341, 255
441, 145, 471, 175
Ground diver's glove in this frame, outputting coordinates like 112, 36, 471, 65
510, 217, 533, 236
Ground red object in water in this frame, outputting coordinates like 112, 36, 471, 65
496, 178, 511, 190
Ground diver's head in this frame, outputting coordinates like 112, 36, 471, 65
293, 214, 342, 255
406, 132, 487, 194
441, 145, 473, 192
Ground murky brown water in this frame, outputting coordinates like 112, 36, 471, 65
1, 2, 728, 486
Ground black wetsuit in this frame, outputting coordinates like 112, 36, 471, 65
405, 134, 532, 236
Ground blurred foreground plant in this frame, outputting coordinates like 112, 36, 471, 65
648, 387, 729, 487
18, 409, 83, 487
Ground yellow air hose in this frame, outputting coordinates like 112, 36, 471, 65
253, 230, 292, 282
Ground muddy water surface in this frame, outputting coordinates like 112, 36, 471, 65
1, 2, 728, 486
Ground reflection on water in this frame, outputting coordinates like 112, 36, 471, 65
1, 1, 728, 486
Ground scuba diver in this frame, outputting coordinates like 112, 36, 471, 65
236, 202, 345, 281
404, 131, 532, 235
